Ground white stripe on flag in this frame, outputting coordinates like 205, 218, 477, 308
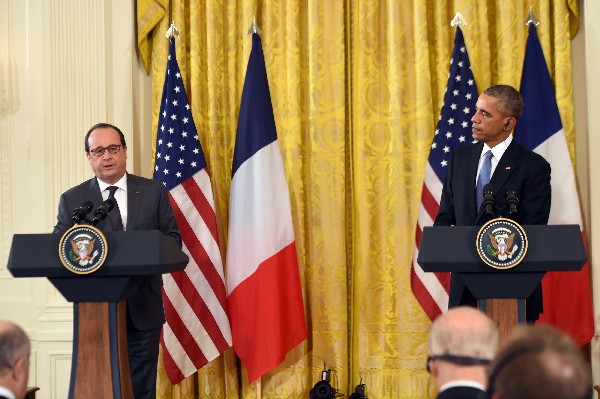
226, 141, 295, 293
411, 248, 449, 311
424, 163, 444, 201
170, 179, 224, 274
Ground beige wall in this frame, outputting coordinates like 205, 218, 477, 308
0, 0, 151, 396
581, 0, 600, 383
1, 0, 599, 397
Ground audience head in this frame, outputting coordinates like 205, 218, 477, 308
427, 307, 498, 390
487, 324, 591, 399
0, 321, 30, 399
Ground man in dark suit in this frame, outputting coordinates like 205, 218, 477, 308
434, 84, 551, 321
427, 307, 498, 399
0, 320, 30, 399
53, 123, 181, 399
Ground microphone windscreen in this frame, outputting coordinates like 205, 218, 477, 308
81, 200, 93, 213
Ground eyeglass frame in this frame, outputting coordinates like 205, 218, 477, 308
426, 354, 491, 373
88, 144, 124, 158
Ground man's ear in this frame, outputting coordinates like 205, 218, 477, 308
504, 117, 516, 131
11, 356, 28, 383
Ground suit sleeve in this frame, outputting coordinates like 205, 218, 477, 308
434, 152, 457, 226
158, 184, 182, 248
53, 193, 74, 234
518, 157, 551, 225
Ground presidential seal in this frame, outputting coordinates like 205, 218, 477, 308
476, 218, 528, 270
58, 225, 108, 274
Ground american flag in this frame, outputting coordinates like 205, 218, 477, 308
154, 37, 232, 384
411, 27, 478, 319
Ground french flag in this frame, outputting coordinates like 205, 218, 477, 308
226, 32, 307, 383
515, 23, 594, 346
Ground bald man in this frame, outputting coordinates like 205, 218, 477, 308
427, 307, 499, 399
0, 321, 30, 399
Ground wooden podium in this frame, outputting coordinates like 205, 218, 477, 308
7, 231, 188, 399
417, 224, 586, 342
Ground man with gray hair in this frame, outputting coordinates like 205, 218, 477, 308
427, 307, 498, 399
0, 321, 30, 399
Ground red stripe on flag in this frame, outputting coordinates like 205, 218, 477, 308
410, 267, 443, 320
162, 289, 208, 368
421, 185, 440, 222
160, 327, 185, 383
415, 223, 423, 248
169, 196, 230, 350
181, 176, 220, 244
228, 242, 306, 383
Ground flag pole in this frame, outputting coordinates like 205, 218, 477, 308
245, 19, 264, 398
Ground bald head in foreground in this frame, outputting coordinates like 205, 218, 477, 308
427, 307, 498, 399
486, 325, 591, 399
0, 321, 30, 399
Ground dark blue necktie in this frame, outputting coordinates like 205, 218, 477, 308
476, 151, 493, 211
106, 186, 124, 231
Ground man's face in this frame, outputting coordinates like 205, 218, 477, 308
86, 127, 127, 184
471, 93, 512, 148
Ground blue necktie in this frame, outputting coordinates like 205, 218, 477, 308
476, 151, 493, 211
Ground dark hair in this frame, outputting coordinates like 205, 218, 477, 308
482, 84, 524, 119
84, 123, 127, 153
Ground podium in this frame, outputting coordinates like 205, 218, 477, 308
7, 230, 188, 399
417, 224, 586, 341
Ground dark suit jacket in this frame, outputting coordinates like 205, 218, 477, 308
434, 140, 551, 320
436, 386, 485, 399
53, 173, 181, 330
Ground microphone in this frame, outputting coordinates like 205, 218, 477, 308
71, 201, 94, 224
482, 184, 495, 217
505, 185, 519, 216
91, 198, 116, 226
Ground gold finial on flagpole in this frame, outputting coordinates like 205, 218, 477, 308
166, 21, 181, 39
525, 7, 540, 26
450, 12, 467, 28
247, 18, 262, 35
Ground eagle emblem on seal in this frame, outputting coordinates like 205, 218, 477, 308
487, 227, 519, 261
69, 235, 99, 266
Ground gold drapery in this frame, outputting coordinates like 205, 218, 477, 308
138, 1, 578, 398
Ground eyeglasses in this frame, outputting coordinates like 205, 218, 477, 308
426, 354, 491, 372
89, 144, 123, 158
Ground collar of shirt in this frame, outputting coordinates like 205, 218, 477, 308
478, 134, 513, 179
97, 174, 127, 195
97, 174, 128, 230
439, 380, 485, 393
0, 386, 16, 399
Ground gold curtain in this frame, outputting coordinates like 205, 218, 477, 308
138, 1, 578, 398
